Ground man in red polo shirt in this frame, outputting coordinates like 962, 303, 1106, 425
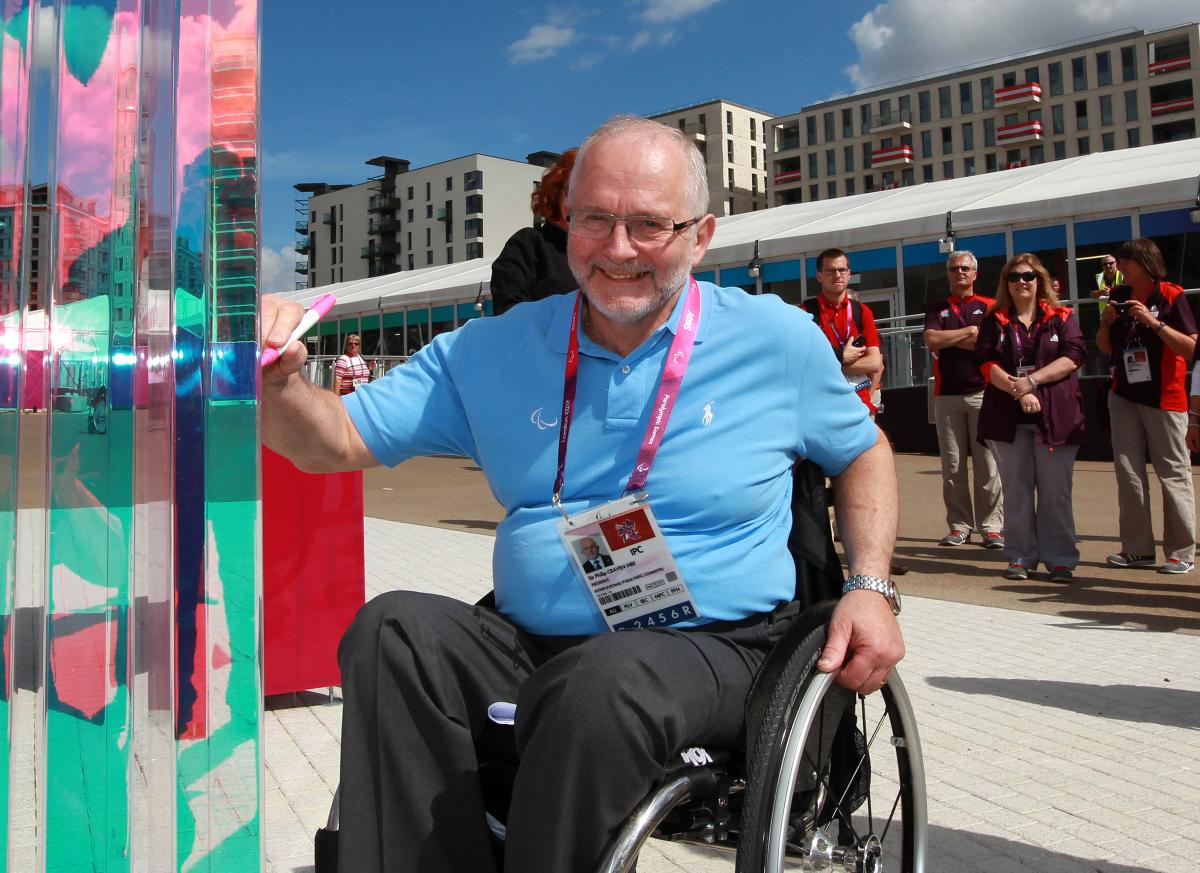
923, 251, 1004, 549
804, 248, 884, 415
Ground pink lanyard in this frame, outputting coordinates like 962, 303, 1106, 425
827, 298, 855, 346
552, 279, 702, 515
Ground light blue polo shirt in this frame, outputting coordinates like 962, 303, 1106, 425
345, 281, 876, 635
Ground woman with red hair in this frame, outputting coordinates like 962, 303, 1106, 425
489, 148, 578, 315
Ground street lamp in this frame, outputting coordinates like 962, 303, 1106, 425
747, 240, 763, 294
474, 283, 485, 316
938, 211, 956, 254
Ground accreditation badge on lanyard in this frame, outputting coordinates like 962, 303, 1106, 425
553, 280, 702, 631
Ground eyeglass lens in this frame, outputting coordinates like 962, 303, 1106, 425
1007, 271, 1037, 282
948, 265, 974, 272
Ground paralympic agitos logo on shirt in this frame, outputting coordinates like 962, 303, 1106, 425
599, 508, 654, 551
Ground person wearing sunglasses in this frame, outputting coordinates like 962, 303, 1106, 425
1096, 237, 1197, 574
923, 251, 1004, 551
333, 333, 371, 396
974, 254, 1086, 582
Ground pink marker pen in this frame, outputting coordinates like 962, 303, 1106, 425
260, 293, 336, 368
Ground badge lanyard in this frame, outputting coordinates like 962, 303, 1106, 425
827, 297, 855, 347
552, 278, 702, 517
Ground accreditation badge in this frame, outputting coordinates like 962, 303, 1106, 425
557, 493, 700, 632
1123, 345, 1151, 384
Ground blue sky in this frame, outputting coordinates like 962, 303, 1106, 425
259, 0, 1196, 290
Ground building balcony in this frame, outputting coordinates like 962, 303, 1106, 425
368, 195, 400, 213
361, 239, 398, 259
294, 238, 310, 254
1149, 54, 1191, 76
1003, 160, 1029, 170
1151, 96, 1195, 116
997, 120, 1043, 144
775, 132, 801, 153
369, 217, 398, 234
436, 207, 452, 222
680, 122, 707, 142
994, 82, 1042, 108
869, 110, 912, 135
870, 144, 914, 167
294, 259, 308, 274
321, 211, 334, 225
294, 220, 308, 235
773, 169, 804, 186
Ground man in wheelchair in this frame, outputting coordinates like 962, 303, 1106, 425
261, 115, 906, 873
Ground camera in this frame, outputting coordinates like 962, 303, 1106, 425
851, 335, 867, 348
1109, 301, 1133, 315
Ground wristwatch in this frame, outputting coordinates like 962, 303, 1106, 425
842, 574, 902, 615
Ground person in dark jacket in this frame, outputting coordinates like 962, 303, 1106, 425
1096, 237, 1198, 574
489, 148, 579, 315
975, 253, 1086, 582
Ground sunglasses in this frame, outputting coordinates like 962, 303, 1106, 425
947, 265, 975, 273
1007, 271, 1038, 283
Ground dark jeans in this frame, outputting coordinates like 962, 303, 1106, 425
336, 590, 796, 872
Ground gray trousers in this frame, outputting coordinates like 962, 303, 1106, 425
988, 426, 1079, 569
933, 391, 1003, 534
1108, 392, 1196, 562
336, 590, 792, 873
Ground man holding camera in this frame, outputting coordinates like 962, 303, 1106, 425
802, 248, 884, 416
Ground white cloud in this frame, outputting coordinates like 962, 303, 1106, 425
507, 22, 577, 64
844, 0, 1198, 89
639, 0, 721, 24
260, 244, 300, 295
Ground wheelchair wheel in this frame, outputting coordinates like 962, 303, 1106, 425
736, 623, 926, 872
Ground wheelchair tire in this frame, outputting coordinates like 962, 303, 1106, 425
736, 623, 927, 873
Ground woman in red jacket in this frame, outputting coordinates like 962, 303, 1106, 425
1096, 238, 1197, 574
975, 254, 1086, 581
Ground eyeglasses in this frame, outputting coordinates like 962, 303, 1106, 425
1102, 261, 1117, 267
568, 212, 701, 243
947, 265, 975, 273
821, 267, 851, 275
1007, 271, 1038, 283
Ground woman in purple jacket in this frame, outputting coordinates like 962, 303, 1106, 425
975, 253, 1086, 581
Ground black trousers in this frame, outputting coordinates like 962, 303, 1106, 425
336, 590, 798, 872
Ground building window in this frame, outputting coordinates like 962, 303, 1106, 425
809, 184, 819, 201
426, 181, 431, 200
1124, 90, 1139, 123
1053, 140, 1067, 160
1077, 135, 1090, 155
922, 164, 933, 182
1128, 127, 1141, 147
1096, 50, 1112, 86
860, 103, 871, 132
1071, 56, 1086, 91
963, 155, 976, 176
426, 203, 433, 219
899, 94, 912, 120
752, 174, 758, 194
882, 170, 895, 187
726, 110, 733, 133
827, 181, 837, 198
959, 81, 973, 114
464, 170, 484, 191
727, 140, 734, 162
902, 167, 915, 186
1048, 61, 1063, 96
823, 111, 835, 142
408, 254, 414, 270
407, 186, 414, 199
808, 153, 819, 179
728, 168, 735, 190
806, 116, 817, 146
425, 227, 431, 246
1121, 45, 1137, 81
1099, 94, 1113, 127
941, 126, 953, 155
825, 149, 836, 176
938, 85, 952, 118
1102, 131, 1115, 151
1075, 99, 1088, 131
727, 197, 735, 213
1006, 148, 1021, 164
445, 176, 453, 191
981, 76, 994, 110
844, 145, 855, 173
842, 108, 853, 137
1025, 65, 1040, 84
918, 90, 931, 123
699, 113, 707, 132
407, 231, 412, 249
1030, 144, 1045, 164
1050, 105, 1064, 135
879, 97, 892, 120
466, 241, 483, 259
942, 160, 954, 179
862, 141, 873, 169
677, 118, 686, 131
1002, 71, 1016, 87
426, 251, 433, 265
407, 208, 414, 222
465, 218, 483, 238
446, 247, 454, 263
751, 146, 757, 169
985, 153, 997, 172
962, 122, 974, 151
466, 193, 483, 214
750, 117, 757, 140
920, 129, 933, 159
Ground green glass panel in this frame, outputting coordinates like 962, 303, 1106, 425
382, 311, 405, 328
430, 305, 453, 322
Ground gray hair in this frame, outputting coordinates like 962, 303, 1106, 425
947, 250, 977, 270
568, 114, 710, 219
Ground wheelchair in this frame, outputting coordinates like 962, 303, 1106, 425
315, 461, 927, 872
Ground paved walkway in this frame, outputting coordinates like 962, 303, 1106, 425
266, 519, 1200, 873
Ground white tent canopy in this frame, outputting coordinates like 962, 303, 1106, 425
278, 138, 1200, 319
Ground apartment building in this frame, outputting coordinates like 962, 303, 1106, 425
295, 153, 553, 289
649, 99, 775, 215
767, 24, 1200, 206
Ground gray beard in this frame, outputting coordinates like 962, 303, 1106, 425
576, 261, 691, 325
